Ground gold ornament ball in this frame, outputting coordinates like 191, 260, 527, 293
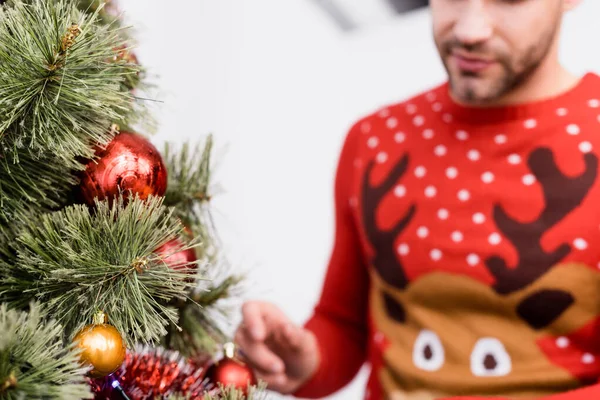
73, 321, 126, 378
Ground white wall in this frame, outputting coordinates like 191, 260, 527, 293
117, 1, 600, 398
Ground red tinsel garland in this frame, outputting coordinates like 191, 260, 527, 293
88, 346, 209, 400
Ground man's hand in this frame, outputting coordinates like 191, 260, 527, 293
234, 301, 320, 394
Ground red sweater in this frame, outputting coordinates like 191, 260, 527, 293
294, 72, 600, 399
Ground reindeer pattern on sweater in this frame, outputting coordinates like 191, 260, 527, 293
346, 74, 600, 399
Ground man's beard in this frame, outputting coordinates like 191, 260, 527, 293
439, 24, 558, 105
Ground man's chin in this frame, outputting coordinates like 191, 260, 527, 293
449, 78, 499, 105
450, 86, 484, 104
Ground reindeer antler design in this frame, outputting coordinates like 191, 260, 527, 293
361, 154, 416, 321
486, 147, 598, 295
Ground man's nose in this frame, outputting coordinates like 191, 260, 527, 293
453, 1, 494, 46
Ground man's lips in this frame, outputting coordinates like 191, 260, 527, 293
451, 52, 495, 73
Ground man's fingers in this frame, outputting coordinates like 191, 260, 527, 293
282, 323, 305, 349
241, 302, 267, 341
273, 323, 311, 354
252, 371, 287, 392
235, 330, 285, 374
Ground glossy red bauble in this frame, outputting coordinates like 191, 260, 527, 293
79, 131, 167, 206
204, 344, 256, 395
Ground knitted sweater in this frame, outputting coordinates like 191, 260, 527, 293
295, 72, 600, 399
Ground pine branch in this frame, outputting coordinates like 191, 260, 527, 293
162, 137, 249, 357
203, 382, 269, 400
170, 382, 269, 400
5, 0, 122, 25
163, 136, 221, 261
73, 0, 145, 92
0, 0, 151, 254
163, 137, 213, 209
201, 382, 269, 400
0, 195, 200, 346
0, 302, 93, 400
0, 0, 141, 170
0, 151, 76, 248
164, 257, 245, 359
195, 275, 243, 309
75, 0, 122, 28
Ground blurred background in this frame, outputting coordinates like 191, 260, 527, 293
116, 1, 600, 398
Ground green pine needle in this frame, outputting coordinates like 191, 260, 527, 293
75, 0, 124, 30
0, 0, 140, 169
202, 382, 269, 400
163, 136, 213, 209
162, 137, 247, 358
0, 302, 93, 400
164, 273, 243, 358
0, 151, 76, 245
0, 195, 199, 346
169, 382, 268, 400
163, 136, 221, 261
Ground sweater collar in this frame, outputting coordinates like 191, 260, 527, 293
434, 72, 600, 125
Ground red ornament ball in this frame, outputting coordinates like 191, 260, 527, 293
156, 237, 197, 273
204, 343, 256, 395
79, 131, 167, 206
73, 312, 126, 378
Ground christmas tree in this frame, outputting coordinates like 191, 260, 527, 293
0, 0, 265, 398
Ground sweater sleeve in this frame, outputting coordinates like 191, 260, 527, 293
293, 122, 370, 398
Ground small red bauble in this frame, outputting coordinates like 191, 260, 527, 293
156, 237, 197, 273
204, 343, 257, 395
79, 131, 167, 206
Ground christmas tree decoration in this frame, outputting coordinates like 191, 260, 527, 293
204, 343, 257, 395
79, 131, 168, 206
73, 311, 127, 378
0, 0, 261, 398
156, 236, 198, 274
88, 345, 207, 400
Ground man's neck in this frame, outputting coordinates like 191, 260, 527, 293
453, 64, 581, 108
498, 65, 580, 106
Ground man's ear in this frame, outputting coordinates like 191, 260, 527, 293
563, 0, 582, 12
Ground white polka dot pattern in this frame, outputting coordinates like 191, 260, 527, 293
451, 231, 464, 243
446, 167, 458, 179
458, 189, 470, 201
524, 119, 537, 129
434, 145, 447, 156
467, 254, 480, 266
415, 166, 427, 178
467, 150, 480, 161
394, 185, 407, 197
430, 249, 442, 261
494, 134, 507, 144
368, 136, 379, 148
425, 186, 437, 198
